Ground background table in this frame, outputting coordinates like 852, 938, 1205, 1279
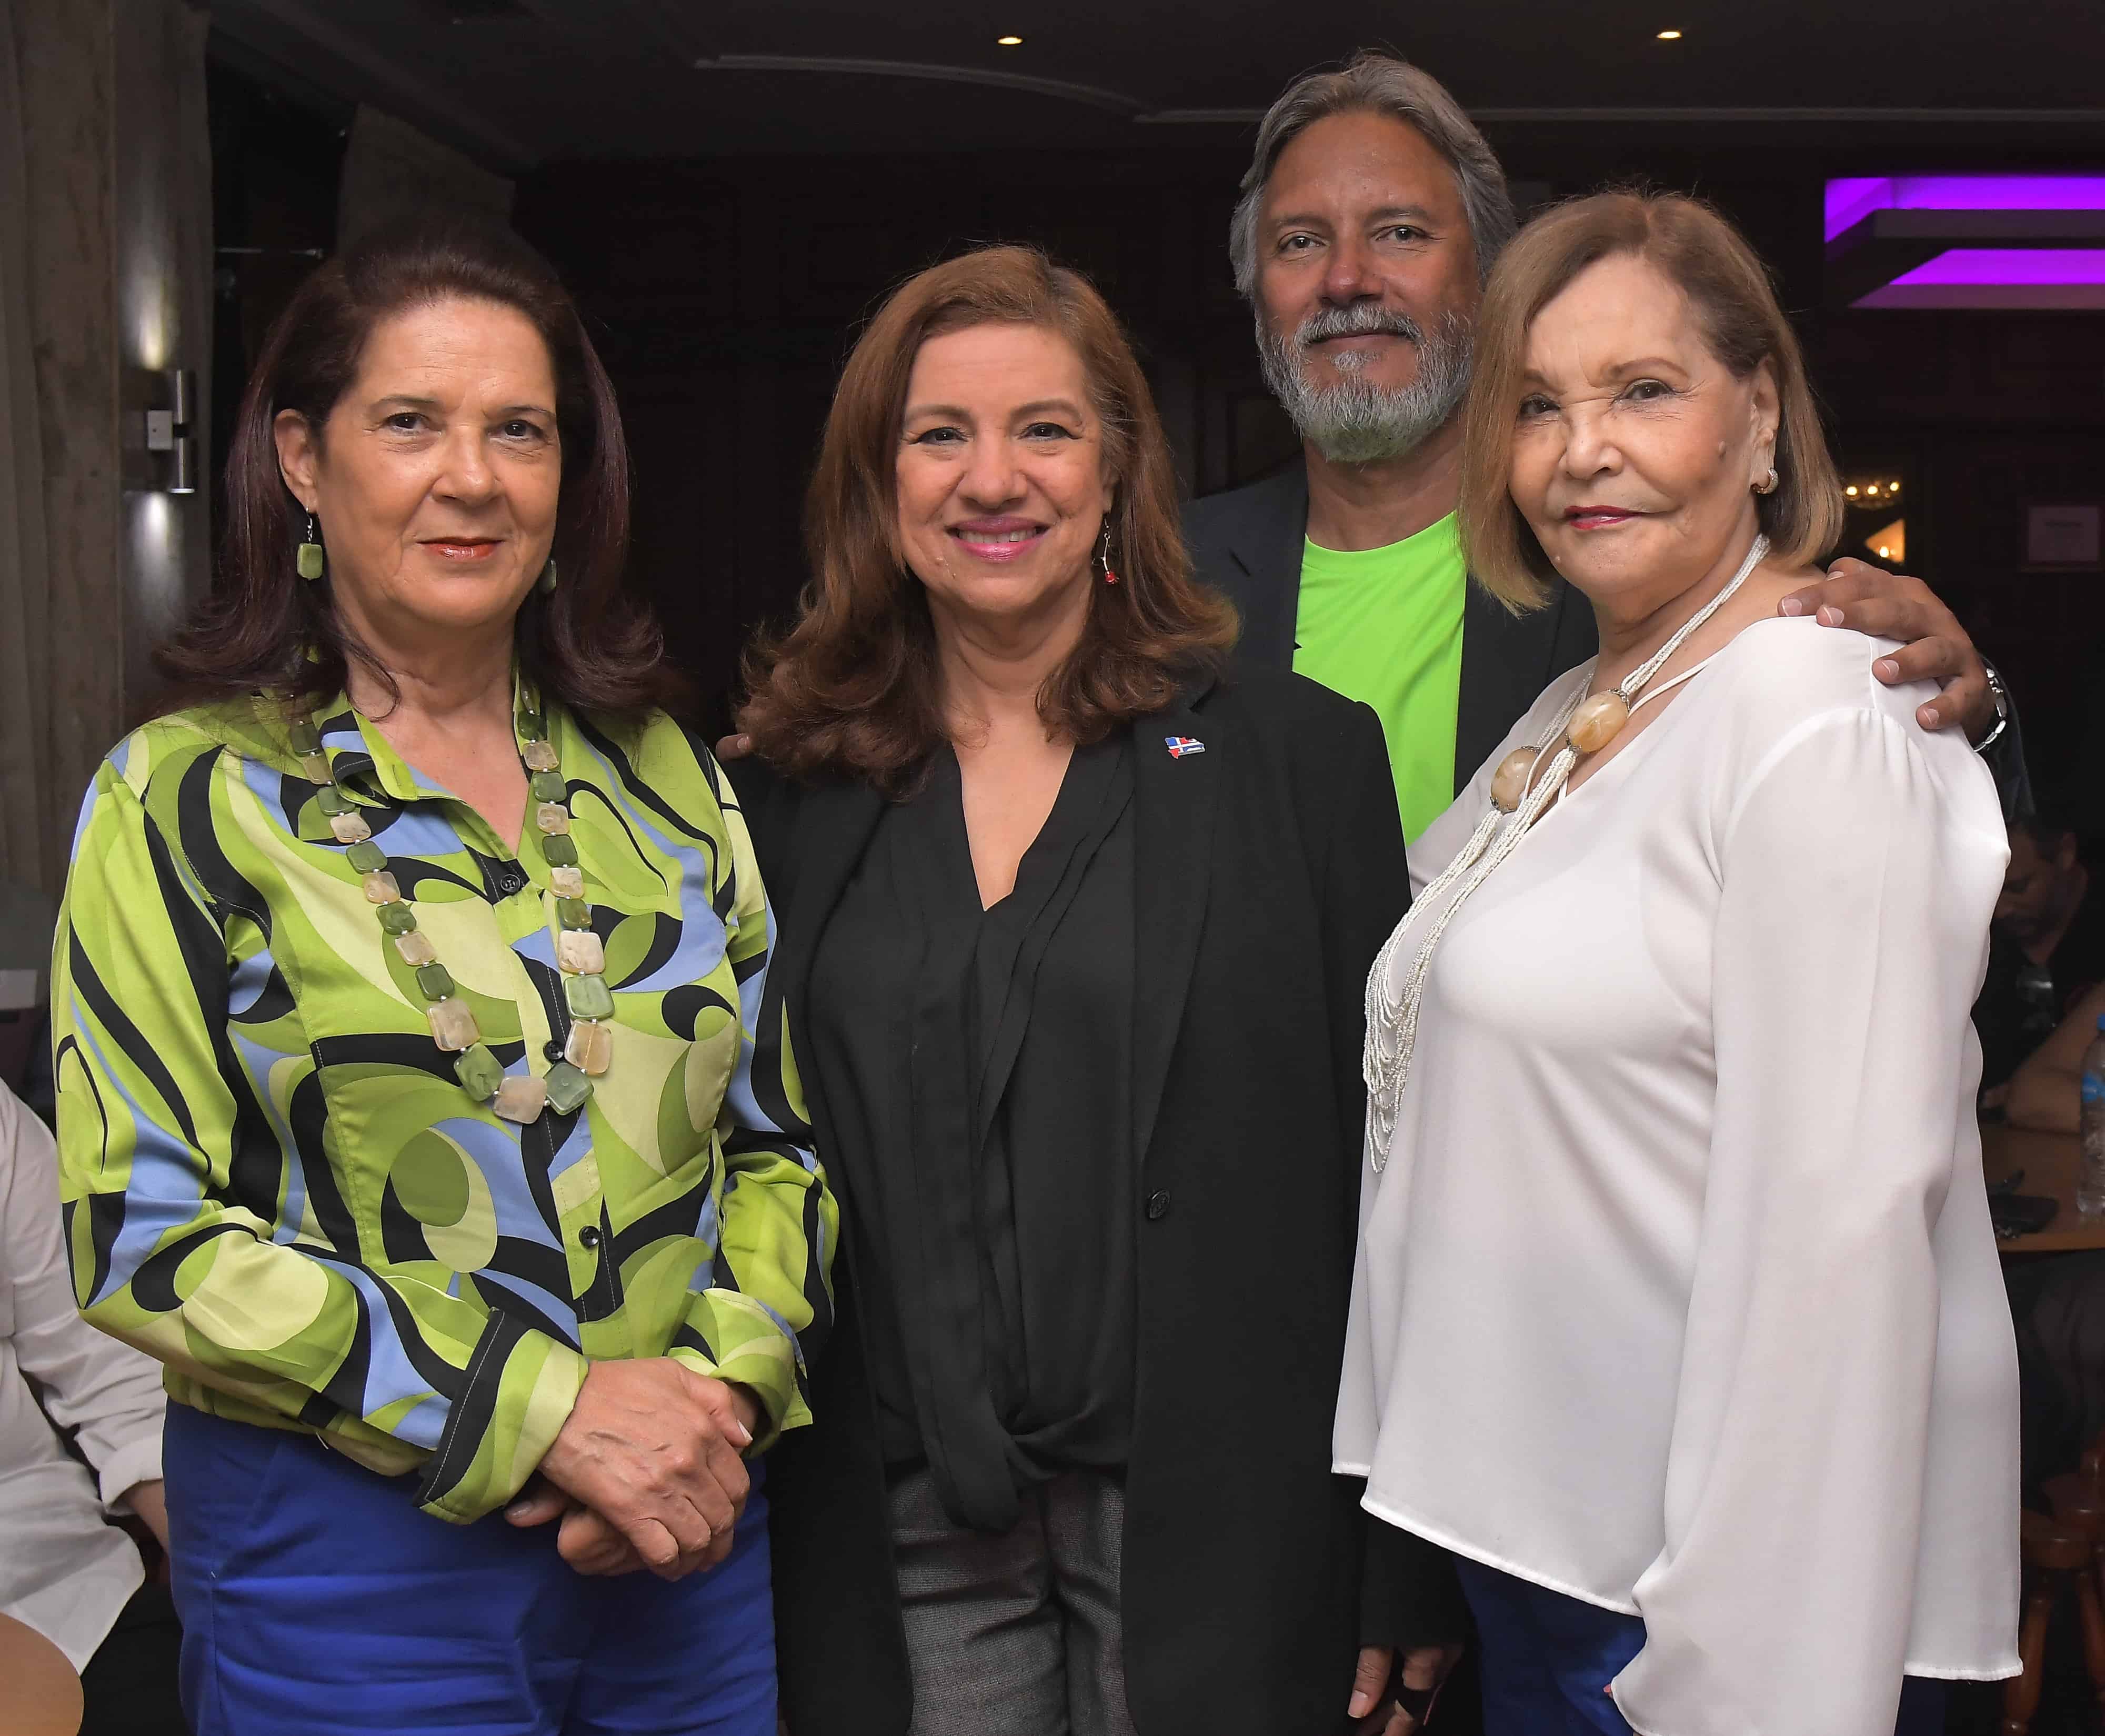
0, 1611, 81, 1736
1984, 1123, 2105, 1254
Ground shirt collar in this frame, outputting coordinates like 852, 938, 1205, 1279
275, 668, 547, 807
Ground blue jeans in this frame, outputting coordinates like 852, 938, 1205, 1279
164, 1403, 777, 1736
1455, 1556, 1951, 1736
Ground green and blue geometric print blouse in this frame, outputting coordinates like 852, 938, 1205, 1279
51, 682, 835, 1523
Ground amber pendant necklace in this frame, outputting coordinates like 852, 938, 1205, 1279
1362, 535, 1769, 1169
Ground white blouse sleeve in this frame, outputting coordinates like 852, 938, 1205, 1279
1611, 707, 2005, 1736
2, 1085, 166, 1506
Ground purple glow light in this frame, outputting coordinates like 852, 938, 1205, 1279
1824, 175, 2105, 242
1893, 249, 2105, 286
1853, 249, 2105, 309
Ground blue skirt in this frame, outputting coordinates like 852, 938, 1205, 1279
164, 1403, 777, 1736
1455, 1556, 1951, 1736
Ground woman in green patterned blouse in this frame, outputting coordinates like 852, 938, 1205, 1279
51, 216, 832, 1736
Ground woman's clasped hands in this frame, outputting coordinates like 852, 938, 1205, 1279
503, 1358, 761, 1579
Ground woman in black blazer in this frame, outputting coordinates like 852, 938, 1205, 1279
729, 246, 1452, 1736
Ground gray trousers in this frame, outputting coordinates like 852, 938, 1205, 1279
888, 1467, 1139, 1736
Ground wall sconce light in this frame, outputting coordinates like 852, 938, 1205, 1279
144, 367, 197, 494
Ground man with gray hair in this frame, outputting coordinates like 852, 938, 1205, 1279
1186, 47, 2014, 1736
1187, 51, 2002, 853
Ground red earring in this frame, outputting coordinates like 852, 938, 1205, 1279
1097, 521, 1120, 585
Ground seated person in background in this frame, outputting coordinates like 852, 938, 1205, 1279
2004, 980, 2105, 1135
2004, 980, 2105, 1493
1976, 788, 2103, 1094
0, 1078, 184, 1735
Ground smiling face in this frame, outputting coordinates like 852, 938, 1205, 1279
1252, 109, 1482, 461
1508, 252, 1777, 612
275, 295, 562, 655
895, 320, 1114, 639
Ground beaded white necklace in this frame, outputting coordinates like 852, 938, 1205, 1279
1362, 535, 1769, 1170
286, 701, 613, 1124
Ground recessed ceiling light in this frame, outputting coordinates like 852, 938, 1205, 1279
996, 34, 1024, 46
1657, 28, 1683, 39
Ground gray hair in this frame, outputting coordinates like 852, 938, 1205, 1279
1229, 52, 1517, 300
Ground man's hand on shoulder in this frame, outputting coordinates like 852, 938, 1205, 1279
1777, 557, 1995, 741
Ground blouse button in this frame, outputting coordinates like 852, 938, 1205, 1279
578, 1225, 603, 1250
1145, 1190, 1171, 1222
494, 869, 526, 897
544, 1039, 567, 1063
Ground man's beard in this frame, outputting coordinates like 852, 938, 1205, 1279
1257, 303, 1475, 465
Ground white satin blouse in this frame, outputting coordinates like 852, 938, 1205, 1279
1336, 616, 2021, 1735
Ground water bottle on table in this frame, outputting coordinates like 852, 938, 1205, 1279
2081, 1016, 2105, 1218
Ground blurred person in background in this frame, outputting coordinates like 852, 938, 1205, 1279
1976, 786, 2103, 1095
2001, 977, 2105, 1504
1, 1077, 183, 1735
2003, 979, 2105, 1135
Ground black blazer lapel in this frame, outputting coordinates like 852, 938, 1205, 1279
1236, 469, 1308, 672
1129, 683, 1221, 1164
767, 777, 887, 1208
1187, 466, 1307, 673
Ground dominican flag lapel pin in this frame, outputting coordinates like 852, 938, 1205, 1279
1165, 735, 1205, 759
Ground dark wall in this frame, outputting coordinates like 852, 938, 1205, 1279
1822, 309, 2105, 809
206, 48, 346, 486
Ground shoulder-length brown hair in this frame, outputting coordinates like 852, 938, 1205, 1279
156, 213, 683, 721
1460, 189, 1844, 613
738, 245, 1236, 794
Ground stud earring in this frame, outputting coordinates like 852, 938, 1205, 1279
538, 557, 559, 596
296, 513, 325, 581
1096, 521, 1120, 586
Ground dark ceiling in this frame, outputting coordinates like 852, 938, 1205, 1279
211, 0, 2105, 171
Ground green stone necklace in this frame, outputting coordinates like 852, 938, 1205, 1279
287, 705, 610, 1124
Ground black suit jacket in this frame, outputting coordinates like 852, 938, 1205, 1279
737, 670, 1443, 1736
1184, 465, 1599, 797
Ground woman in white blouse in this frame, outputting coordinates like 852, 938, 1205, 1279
1336, 189, 2019, 1736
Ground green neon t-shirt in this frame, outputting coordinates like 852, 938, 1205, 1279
1291, 514, 1466, 845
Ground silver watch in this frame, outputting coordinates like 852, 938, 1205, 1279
1976, 662, 2010, 755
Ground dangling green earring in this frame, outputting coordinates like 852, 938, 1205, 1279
537, 557, 559, 596
296, 513, 325, 581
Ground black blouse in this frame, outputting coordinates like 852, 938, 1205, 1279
808, 736, 1136, 1532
